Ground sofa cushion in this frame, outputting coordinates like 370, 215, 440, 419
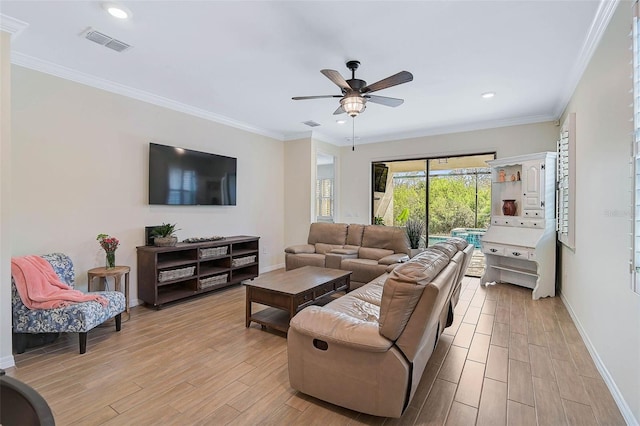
330, 247, 359, 255
378, 249, 450, 341
359, 247, 394, 260
362, 225, 410, 255
346, 224, 365, 246
308, 222, 348, 245
349, 282, 385, 307
447, 237, 469, 251
429, 242, 457, 258
315, 243, 345, 255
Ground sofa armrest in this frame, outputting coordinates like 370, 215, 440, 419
285, 244, 316, 254
325, 251, 358, 269
378, 253, 410, 265
290, 306, 393, 352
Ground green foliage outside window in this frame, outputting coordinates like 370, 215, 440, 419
393, 173, 491, 235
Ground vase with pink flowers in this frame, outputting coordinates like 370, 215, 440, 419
97, 233, 120, 269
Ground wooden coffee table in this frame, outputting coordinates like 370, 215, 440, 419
245, 266, 351, 333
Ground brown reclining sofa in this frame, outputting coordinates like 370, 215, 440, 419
287, 237, 474, 418
285, 222, 412, 289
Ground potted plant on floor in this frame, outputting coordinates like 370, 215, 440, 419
151, 223, 180, 247
405, 218, 425, 258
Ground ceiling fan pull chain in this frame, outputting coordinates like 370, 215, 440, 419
352, 118, 355, 151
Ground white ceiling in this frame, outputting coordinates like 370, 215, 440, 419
1, 1, 610, 146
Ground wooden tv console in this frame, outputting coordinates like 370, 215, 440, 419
137, 235, 259, 308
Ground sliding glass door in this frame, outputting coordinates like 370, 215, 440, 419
371, 153, 494, 276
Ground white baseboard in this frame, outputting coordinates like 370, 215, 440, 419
560, 293, 638, 426
0, 354, 15, 369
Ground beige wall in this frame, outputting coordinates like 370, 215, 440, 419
1, 31, 13, 368
10, 67, 286, 312
560, 2, 639, 421
283, 137, 312, 247
336, 122, 558, 224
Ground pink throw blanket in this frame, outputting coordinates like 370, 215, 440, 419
11, 255, 108, 309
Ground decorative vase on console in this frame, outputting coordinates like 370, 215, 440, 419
502, 200, 517, 216
97, 233, 119, 269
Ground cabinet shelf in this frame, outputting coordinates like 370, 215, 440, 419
157, 259, 197, 269
200, 265, 229, 276
489, 265, 538, 277
137, 236, 260, 308
233, 248, 258, 257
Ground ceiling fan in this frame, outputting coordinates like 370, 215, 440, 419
292, 60, 413, 117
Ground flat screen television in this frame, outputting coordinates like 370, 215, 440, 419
373, 163, 389, 193
148, 143, 237, 205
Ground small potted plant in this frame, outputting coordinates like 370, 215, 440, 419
405, 218, 425, 258
151, 223, 180, 247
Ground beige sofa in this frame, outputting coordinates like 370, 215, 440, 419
287, 237, 473, 418
285, 223, 411, 289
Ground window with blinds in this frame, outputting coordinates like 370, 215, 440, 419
632, 2, 640, 292
557, 113, 575, 249
316, 178, 334, 222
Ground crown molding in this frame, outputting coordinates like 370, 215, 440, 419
11, 52, 285, 141
323, 114, 556, 146
0, 14, 29, 39
553, 0, 620, 118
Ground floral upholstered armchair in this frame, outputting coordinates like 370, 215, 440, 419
11, 253, 126, 354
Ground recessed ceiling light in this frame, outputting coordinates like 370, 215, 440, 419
481, 92, 495, 99
336, 120, 346, 125
103, 3, 131, 19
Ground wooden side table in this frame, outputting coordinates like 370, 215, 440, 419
88, 266, 130, 318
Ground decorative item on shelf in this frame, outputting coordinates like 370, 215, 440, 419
517, 171, 521, 181
510, 174, 516, 181
151, 223, 180, 247
404, 217, 425, 257
502, 199, 517, 216
96, 233, 119, 269
498, 169, 506, 182
182, 236, 225, 244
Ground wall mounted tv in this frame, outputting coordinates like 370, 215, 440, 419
148, 143, 237, 206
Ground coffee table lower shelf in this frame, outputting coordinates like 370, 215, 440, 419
244, 266, 352, 334
249, 308, 291, 333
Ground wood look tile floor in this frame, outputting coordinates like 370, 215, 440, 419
6, 272, 626, 425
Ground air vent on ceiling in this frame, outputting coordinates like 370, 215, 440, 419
302, 120, 321, 127
85, 29, 131, 52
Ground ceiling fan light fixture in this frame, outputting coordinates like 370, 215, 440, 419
341, 95, 366, 117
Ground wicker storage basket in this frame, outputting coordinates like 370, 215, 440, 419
199, 246, 228, 259
158, 266, 196, 282
198, 274, 228, 289
232, 255, 256, 267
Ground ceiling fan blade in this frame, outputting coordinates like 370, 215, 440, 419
362, 71, 413, 93
292, 95, 342, 100
364, 95, 404, 107
333, 105, 345, 115
321, 69, 351, 91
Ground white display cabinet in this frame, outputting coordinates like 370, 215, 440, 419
481, 152, 557, 299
